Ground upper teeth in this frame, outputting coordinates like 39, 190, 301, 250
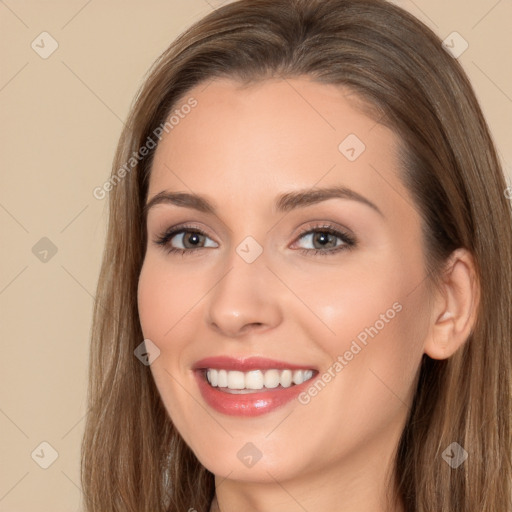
206, 369, 314, 390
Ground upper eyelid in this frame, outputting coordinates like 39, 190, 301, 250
162, 223, 219, 242
146, 206, 233, 236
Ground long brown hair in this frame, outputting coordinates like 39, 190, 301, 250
81, 0, 512, 510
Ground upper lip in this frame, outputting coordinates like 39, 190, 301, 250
192, 356, 316, 372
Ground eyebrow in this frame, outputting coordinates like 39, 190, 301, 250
143, 185, 384, 218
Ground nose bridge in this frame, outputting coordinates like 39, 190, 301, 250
205, 237, 282, 336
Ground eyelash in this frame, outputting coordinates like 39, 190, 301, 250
153, 222, 357, 257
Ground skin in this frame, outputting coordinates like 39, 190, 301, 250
137, 76, 479, 512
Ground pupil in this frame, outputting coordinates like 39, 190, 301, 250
315, 232, 333, 248
186, 233, 201, 247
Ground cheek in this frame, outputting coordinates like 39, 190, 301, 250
287, 256, 417, 344
291, 250, 429, 396
285, 260, 428, 459
137, 256, 201, 343
137, 262, 168, 342
137, 258, 199, 435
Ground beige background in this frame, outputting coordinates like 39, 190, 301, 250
1, 0, 511, 510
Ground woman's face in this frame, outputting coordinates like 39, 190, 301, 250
137, 77, 432, 485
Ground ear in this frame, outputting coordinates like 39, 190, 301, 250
424, 248, 480, 360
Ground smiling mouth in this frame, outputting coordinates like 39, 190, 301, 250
202, 368, 316, 393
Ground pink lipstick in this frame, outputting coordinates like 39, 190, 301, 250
193, 356, 317, 416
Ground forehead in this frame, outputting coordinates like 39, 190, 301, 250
148, 76, 412, 217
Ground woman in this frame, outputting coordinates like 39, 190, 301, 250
81, 0, 512, 510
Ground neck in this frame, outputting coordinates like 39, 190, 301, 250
209, 432, 405, 512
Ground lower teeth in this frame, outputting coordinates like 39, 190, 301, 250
215, 384, 292, 394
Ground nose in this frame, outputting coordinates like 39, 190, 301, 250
205, 248, 284, 338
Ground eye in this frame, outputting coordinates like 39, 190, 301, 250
154, 224, 218, 256
153, 222, 357, 257
292, 223, 357, 256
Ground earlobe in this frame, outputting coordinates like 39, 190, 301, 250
424, 248, 480, 360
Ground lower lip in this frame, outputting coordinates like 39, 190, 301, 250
194, 370, 315, 417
